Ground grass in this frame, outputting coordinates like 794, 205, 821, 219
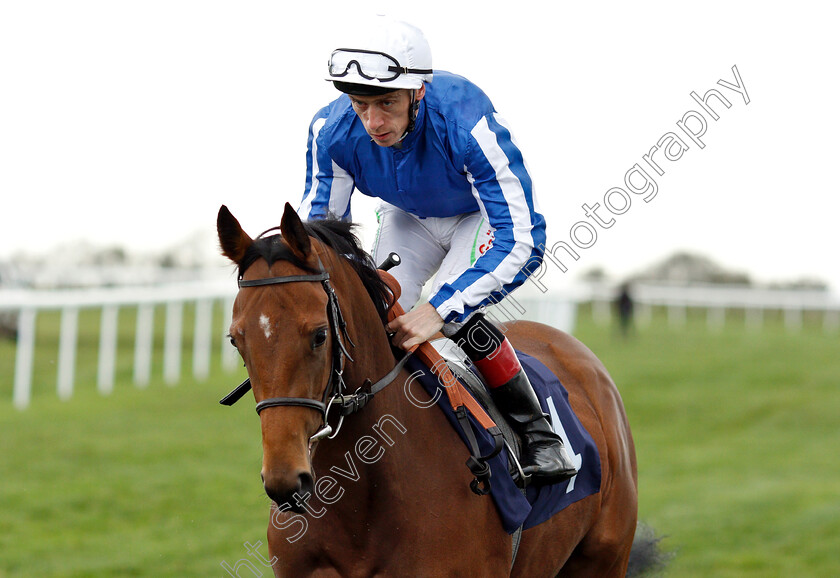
1, 303, 839, 576
0, 303, 266, 577
574, 306, 840, 577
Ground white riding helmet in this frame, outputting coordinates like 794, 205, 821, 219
326, 16, 433, 94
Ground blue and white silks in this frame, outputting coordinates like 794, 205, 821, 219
298, 71, 546, 324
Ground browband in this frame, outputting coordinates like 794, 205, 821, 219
239, 272, 329, 287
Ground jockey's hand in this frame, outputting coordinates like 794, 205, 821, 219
386, 302, 444, 351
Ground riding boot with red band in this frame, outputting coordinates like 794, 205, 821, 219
452, 313, 578, 484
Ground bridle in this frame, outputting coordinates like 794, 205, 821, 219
219, 252, 411, 443
219, 253, 356, 441
219, 249, 502, 497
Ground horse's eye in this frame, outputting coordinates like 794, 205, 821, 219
228, 334, 237, 348
312, 327, 329, 349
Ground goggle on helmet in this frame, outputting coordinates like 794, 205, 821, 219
325, 18, 433, 96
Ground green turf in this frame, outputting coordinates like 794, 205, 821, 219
1, 303, 839, 576
574, 306, 840, 577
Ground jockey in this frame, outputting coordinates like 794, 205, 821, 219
298, 16, 577, 484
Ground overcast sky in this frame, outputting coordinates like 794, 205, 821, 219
1, 1, 838, 292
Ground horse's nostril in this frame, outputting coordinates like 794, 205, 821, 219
297, 472, 315, 498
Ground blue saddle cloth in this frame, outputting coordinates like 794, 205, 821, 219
405, 350, 602, 533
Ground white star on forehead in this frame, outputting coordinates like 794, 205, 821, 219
259, 314, 272, 340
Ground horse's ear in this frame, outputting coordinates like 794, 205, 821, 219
280, 203, 311, 259
217, 205, 253, 265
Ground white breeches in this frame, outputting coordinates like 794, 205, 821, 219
371, 201, 495, 327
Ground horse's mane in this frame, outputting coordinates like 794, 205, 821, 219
239, 218, 392, 322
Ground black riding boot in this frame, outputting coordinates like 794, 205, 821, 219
451, 313, 578, 484
488, 370, 578, 483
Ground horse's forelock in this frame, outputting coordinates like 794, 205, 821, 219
238, 234, 316, 278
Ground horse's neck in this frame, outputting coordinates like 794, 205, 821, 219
309, 365, 414, 513
311, 332, 454, 517
308, 259, 464, 520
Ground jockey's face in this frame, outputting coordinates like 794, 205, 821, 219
348, 85, 425, 147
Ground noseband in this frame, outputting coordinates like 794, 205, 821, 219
219, 255, 356, 441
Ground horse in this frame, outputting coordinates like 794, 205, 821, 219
217, 203, 640, 577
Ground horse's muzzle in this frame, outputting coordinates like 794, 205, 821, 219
262, 470, 316, 513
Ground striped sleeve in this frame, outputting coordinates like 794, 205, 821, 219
298, 108, 355, 221
429, 113, 546, 323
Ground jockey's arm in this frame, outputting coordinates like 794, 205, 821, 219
298, 106, 355, 220
426, 113, 546, 327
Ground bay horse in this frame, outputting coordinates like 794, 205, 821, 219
218, 203, 639, 577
